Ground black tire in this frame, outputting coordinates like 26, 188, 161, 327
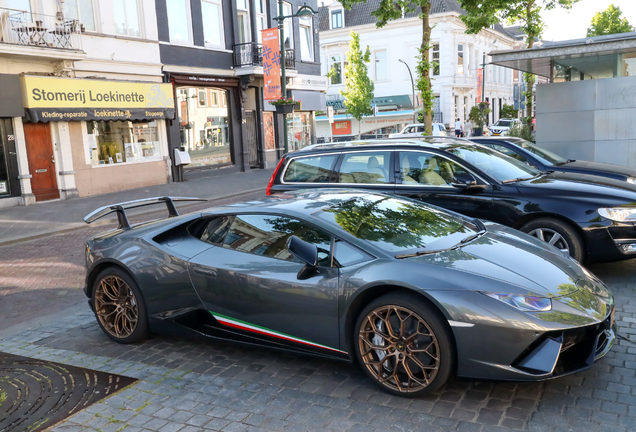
354, 292, 455, 397
92, 267, 149, 344
520, 217, 585, 262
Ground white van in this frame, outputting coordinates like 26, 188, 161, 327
388, 123, 447, 138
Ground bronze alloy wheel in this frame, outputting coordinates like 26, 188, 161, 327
358, 305, 440, 393
94, 276, 139, 339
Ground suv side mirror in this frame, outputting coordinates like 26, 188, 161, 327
287, 236, 319, 279
451, 173, 487, 192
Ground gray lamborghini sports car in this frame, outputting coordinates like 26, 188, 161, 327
83, 191, 616, 397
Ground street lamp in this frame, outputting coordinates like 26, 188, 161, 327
399, 59, 417, 124
273, 2, 316, 154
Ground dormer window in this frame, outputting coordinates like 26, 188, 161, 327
331, 9, 343, 29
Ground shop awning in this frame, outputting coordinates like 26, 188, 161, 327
21, 76, 175, 122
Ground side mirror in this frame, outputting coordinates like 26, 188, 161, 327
287, 235, 318, 267
451, 173, 487, 192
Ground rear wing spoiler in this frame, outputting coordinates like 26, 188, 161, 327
84, 196, 207, 229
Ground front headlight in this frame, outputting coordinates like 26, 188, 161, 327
627, 177, 636, 184
598, 207, 636, 222
481, 292, 552, 312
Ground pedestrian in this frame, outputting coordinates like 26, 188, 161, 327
464, 119, 472, 138
454, 118, 463, 138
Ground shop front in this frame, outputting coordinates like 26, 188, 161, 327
285, 76, 327, 152
0, 74, 23, 207
169, 74, 243, 173
20, 76, 174, 199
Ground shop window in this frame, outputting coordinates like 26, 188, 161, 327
87, 120, 161, 166
329, 55, 342, 85
113, 0, 141, 37
167, 0, 192, 44
65, 0, 96, 32
457, 44, 464, 75
331, 9, 343, 29
202, 0, 224, 48
177, 87, 232, 168
299, 16, 313, 61
286, 112, 312, 152
431, 43, 440, 75
374, 50, 387, 82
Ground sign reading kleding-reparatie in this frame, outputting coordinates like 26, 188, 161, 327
21, 76, 175, 122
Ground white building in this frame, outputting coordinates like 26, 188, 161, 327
317, 0, 516, 140
0, 0, 171, 207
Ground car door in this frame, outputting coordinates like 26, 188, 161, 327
187, 213, 342, 354
393, 150, 494, 220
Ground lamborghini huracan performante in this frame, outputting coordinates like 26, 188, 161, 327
83, 192, 616, 397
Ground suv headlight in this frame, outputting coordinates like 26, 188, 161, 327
598, 207, 636, 222
481, 292, 552, 311
627, 177, 636, 184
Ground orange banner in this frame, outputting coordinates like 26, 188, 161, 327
262, 28, 282, 100
477, 69, 483, 103
332, 120, 352, 136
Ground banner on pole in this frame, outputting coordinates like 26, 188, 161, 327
262, 28, 282, 101
477, 69, 483, 103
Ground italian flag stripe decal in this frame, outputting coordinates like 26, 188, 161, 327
210, 311, 348, 354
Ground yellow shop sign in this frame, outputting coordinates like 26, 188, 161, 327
21, 76, 175, 123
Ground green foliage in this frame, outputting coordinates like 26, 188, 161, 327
340, 31, 375, 137
507, 122, 535, 142
500, 104, 518, 119
587, 4, 634, 37
340, 0, 435, 133
468, 106, 482, 124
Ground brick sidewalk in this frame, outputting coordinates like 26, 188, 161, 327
0, 168, 273, 245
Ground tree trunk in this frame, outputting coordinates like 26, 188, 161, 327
525, 1, 536, 126
421, 2, 433, 133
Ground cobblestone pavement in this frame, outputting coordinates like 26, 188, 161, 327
1, 211, 636, 431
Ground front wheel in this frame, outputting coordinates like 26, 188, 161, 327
354, 292, 455, 397
520, 218, 584, 262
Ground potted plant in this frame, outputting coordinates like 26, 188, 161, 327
470, 101, 491, 136
269, 96, 296, 114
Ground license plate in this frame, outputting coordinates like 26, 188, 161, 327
493, 133, 500, 136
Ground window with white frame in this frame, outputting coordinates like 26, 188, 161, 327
237, 0, 251, 44
113, 0, 141, 37
202, 0, 224, 47
255, 0, 267, 44
457, 44, 464, 75
198, 88, 207, 107
331, 9, 343, 29
374, 50, 387, 81
281, 2, 293, 49
65, 0, 96, 32
329, 54, 342, 85
166, 0, 192, 43
431, 43, 440, 75
299, 16, 313, 61
6, 0, 31, 13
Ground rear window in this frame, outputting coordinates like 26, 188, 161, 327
283, 155, 338, 183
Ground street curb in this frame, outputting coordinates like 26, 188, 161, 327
0, 188, 265, 248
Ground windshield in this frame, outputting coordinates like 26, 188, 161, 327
515, 139, 566, 166
494, 120, 513, 127
446, 145, 541, 182
318, 195, 476, 253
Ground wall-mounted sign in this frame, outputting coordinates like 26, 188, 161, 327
332, 120, 351, 135
262, 28, 282, 101
21, 76, 175, 122
287, 74, 328, 91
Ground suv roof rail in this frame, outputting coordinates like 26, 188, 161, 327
299, 137, 469, 152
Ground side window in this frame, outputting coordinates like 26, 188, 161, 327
338, 152, 391, 184
189, 215, 233, 245
283, 155, 338, 183
398, 151, 471, 186
223, 214, 332, 266
333, 239, 373, 267
404, 127, 413, 134
489, 144, 527, 163
417, 126, 425, 133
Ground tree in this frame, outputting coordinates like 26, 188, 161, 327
340, 31, 375, 139
458, 0, 580, 126
500, 104, 519, 118
341, 1, 437, 134
587, 4, 634, 37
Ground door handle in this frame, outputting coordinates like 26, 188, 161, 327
193, 267, 217, 277
9, 152, 16, 156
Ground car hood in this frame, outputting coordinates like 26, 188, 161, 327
411, 224, 583, 298
515, 172, 636, 203
556, 160, 636, 179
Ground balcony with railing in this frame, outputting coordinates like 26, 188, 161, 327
0, 8, 83, 53
233, 42, 295, 71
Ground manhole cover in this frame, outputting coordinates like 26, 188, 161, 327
0, 352, 137, 432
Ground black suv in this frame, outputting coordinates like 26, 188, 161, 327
266, 138, 636, 263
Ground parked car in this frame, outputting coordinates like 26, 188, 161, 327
389, 123, 447, 138
84, 193, 615, 397
469, 137, 636, 183
267, 138, 636, 263
488, 118, 520, 136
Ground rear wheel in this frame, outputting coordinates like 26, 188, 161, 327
354, 292, 454, 397
92, 267, 149, 344
520, 218, 584, 262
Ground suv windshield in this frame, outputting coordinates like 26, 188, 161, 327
513, 139, 566, 166
494, 120, 513, 127
318, 195, 477, 253
446, 145, 541, 182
